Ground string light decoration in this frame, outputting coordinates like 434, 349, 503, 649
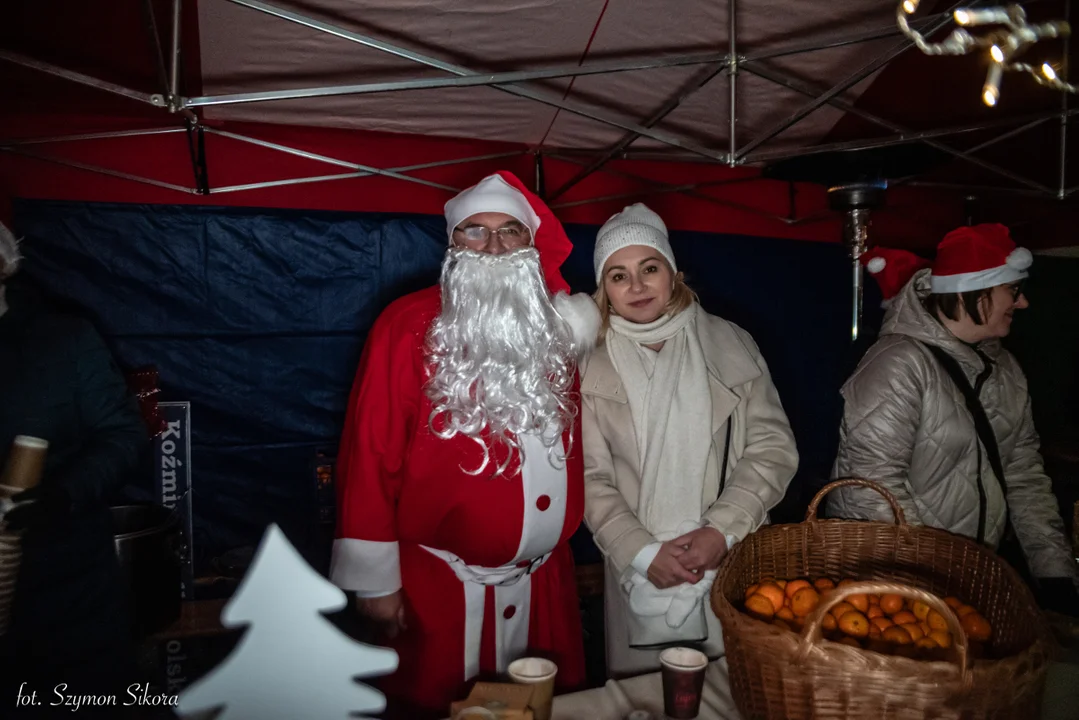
897, 1, 1075, 106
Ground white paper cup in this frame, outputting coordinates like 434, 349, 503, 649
507, 657, 557, 720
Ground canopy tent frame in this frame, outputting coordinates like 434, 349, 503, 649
0, 0, 1071, 205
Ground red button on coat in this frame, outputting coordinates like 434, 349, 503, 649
536, 495, 551, 511
503, 605, 516, 620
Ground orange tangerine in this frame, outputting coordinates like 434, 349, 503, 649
944, 596, 963, 610
927, 610, 949, 632
915, 637, 937, 650
755, 583, 786, 613
776, 607, 795, 621
956, 604, 977, 618
900, 623, 925, 642
785, 579, 812, 599
838, 611, 870, 638
911, 601, 932, 622
870, 616, 894, 632
744, 583, 760, 601
745, 594, 775, 620
960, 613, 992, 642
882, 625, 913, 645
848, 594, 870, 613
830, 602, 856, 620
867, 605, 884, 620
869, 594, 881, 606
821, 613, 837, 632
880, 594, 904, 615
928, 630, 953, 648
919, 622, 932, 637
814, 578, 836, 592
776, 580, 788, 590
868, 625, 882, 639
891, 611, 917, 626
791, 587, 821, 617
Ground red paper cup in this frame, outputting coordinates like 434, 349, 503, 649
659, 647, 708, 719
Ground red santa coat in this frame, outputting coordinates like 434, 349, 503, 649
330, 285, 586, 714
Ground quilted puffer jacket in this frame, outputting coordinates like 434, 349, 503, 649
829, 269, 1076, 581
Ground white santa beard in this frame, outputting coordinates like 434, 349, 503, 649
425, 247, 577, 476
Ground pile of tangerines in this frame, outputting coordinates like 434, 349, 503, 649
742, 578, 994, 658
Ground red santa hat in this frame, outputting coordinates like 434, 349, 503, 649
0, 220, 19, 279
930, 223, 1031, 294
863, 247, 932, 308
443, 171, 600, 350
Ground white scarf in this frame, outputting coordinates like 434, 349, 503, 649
607, 304, 716, 636
607, 303, 713, 536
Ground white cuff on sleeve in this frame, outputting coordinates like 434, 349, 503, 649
330, 538, 402, 598
630, 542, 663, 576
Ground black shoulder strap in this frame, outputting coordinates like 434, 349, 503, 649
719, 420, 733, 494
922, 343, 1008, 541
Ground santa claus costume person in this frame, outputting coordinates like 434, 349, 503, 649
330, 171, 599, 717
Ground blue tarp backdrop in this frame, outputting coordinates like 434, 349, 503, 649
13, 199, 879, 575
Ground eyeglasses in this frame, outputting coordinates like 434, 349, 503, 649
453, 224, 530, 245
1005, 281, 1026, 302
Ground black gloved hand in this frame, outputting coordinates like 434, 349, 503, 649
3, 483, 72, 532
1035, 577, 1079, 617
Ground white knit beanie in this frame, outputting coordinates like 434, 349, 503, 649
593, 203, 676, 283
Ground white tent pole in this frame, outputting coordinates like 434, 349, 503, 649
0, 50, 165, 108
734, 1, 965, 163
183, 52, 730, 108
169, 0, 183, 110
728, 0, 738, 169
745, 110, 1072, 164
744, 63, 1057, 197
203, 128, 461, 191
0, 147, 197, 194
208, 151, 526, 194
1, 128, 188, 147
1058, 0, 1070, 199
224, 0, 729, 163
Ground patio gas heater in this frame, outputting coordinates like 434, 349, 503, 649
764, 143, 947, 345
827, 181, 887, 343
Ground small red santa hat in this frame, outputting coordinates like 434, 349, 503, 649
930, 223, 1031, 294
443, 171, 600, 351
863, 247, 932, 308
0, 220, 19, 279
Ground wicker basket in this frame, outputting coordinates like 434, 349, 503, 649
711, 479, 1054, 720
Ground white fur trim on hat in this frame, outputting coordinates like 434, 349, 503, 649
444, 174, 542, 243
867, 256, 887, 274
553, 291, 601, 356
0, 222, 20, 279
593, 203, 676, 283
930, 264, 1028, 294
1006, 247, 1033, 271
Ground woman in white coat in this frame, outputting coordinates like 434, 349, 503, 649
580, 204, 799, 677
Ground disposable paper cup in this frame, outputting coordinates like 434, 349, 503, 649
658, 647, 708, 719
507, 657, 557, 720
454, 707, 497, 720
0, 436, 48, 491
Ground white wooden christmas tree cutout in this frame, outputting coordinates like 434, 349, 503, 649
177, 524, 398, 719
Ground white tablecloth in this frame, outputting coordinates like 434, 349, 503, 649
551, 657, 740, 720
547, 655, 1079, 720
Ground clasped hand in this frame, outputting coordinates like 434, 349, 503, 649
646, 526, 728, 590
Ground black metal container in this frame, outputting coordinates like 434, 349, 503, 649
111, 503, 182, 637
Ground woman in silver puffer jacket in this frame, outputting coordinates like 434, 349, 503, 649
829, 224, 1078, 613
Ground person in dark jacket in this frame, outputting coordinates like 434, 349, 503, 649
0, 223, 149, 717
